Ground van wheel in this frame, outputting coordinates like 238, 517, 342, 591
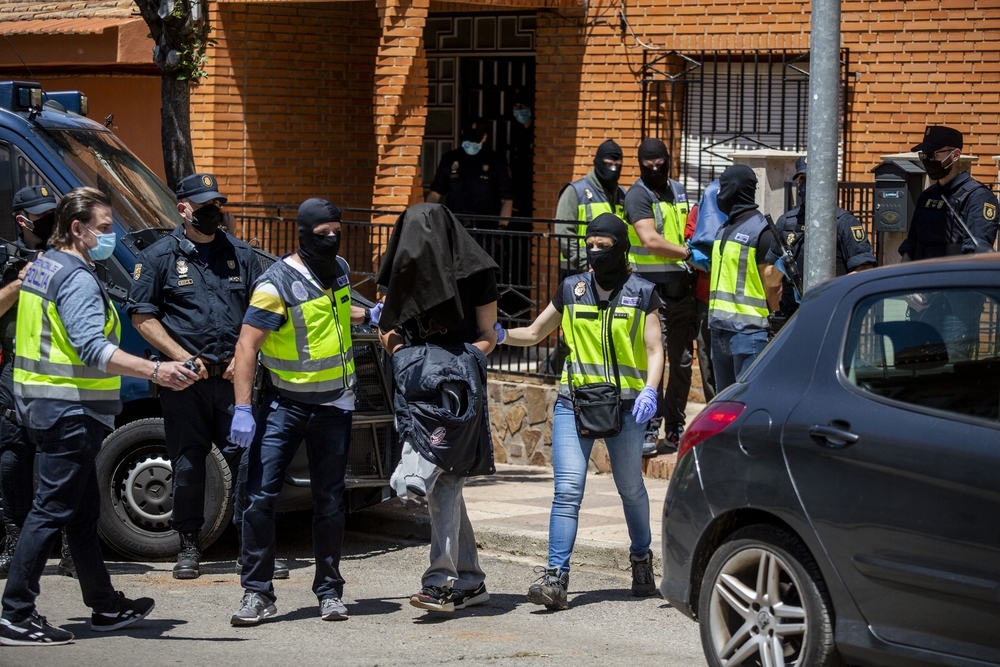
96, 418, 232, 561
698, 525, 845, 667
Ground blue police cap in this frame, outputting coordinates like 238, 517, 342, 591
911, 126, 963, 154
13, 185, 57, 215
175, 173, 228, 205
793, 156, 807, 179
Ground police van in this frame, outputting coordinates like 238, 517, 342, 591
0, 81, 395, 560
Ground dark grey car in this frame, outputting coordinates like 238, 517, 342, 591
660, 254, 1000, 667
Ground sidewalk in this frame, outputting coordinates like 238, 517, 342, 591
350, 401, 705, 573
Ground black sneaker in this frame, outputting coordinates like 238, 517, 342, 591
231, 591, 277, 626
641, 432, 658, 457
409, 585, 455, 613
527, 566, 569, 610
91, 592, 155, 632
451, 581, 489, 610
631, 550, 657, 597
0, 612, 73, 645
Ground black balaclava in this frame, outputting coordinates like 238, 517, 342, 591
585, 212, 631, 291
297, 198, 343, 288
190, 204, 222, 236
594, 140, 623, 189
637, 138, 670, 192
717, 164, 759, 219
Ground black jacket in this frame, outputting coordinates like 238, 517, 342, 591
391, 343, 494, 477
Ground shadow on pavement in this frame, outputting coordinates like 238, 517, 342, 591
61, 617, 246, 641
410, 592, 522, 622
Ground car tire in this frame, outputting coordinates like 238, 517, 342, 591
96, 418, 233, 561
698, 524, 845, 667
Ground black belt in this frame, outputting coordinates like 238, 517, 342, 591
203, 362, 229, 378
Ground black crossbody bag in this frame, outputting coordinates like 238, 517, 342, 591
567, 298, 622, 439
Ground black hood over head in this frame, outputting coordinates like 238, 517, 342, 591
593, 140, 623, 188
717, 164, 759, 219
585, 212, 631, 291
637, 138, 670, 191
375, 203, 498, 332
297, 198, 343, 288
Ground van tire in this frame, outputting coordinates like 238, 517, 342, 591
96, 418, 232, 561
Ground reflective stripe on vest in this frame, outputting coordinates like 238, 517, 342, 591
559, 272, 652, 400
626, 178, 690, 272
257, 260, 355, 403
560, 179, 626, 262
14, 249, 121, 402
708, 213, 769, 331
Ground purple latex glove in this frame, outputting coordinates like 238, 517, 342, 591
493, 321, 506, 344
631, 386, 658, 423
369, 302, 383, 327
229, 405, 256, 449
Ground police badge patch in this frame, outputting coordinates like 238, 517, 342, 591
573, 281, 587, 298
851, 226, 866, 243
133, 263, 142, 280
227, 260, 236, 269
176, 259, 189, 276
291, 281, 308, 301
984, 203, 996, 221
786, 233, 797, 247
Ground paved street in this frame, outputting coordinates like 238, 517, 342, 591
0, 527, 705, 667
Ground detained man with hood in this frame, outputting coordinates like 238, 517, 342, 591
228, 198, 369, 626
494, 213, 665, 608
708, 164, 780, 392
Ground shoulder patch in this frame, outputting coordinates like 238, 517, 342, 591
851, 226, 866, 243
734, 232, 750, 244
984, 203, 996, 221
573, 280, 587, 298
227, 260, 236, 269
337, 274, 349, 288
620, 295, 639, 307
291, 280, 308, 301
133, 263, 142, 280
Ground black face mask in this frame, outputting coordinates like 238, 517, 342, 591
299, 231, 342, 288
637, 138, 670, 192
796, 179, 806, 206
191, 204, 222, 235
587, 244, 629, 291
594, 140, 623, 189
717, 164, 759, 219
28, 212, 55, 243
920, 153, 954, 181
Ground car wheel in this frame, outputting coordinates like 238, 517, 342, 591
96, 418, 233, 561
698, 525, 844, 667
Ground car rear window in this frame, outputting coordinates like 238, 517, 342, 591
844, 288, 1000, 424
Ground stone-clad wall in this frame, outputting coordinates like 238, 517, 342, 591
487, 378, 612, 474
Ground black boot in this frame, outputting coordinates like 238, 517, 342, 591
173, 531, 201, 580
57, 529, 77, 578
0, 523, 19, 576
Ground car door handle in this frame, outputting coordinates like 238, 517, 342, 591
809, 424, 860, 449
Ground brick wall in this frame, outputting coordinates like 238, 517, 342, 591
192, 1, 381, 209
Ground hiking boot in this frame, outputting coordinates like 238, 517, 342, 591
230, 591, 277, 626
173, 531, 200, 580
409, 585, 455, 613
235, 556, 289, 579
91, 591, 155, 632
631, 550, 657, 597
57, 530, 76, 579
319, 596, 349, 621
0, 611, 73, 646
527, 566, 569, 610
0, 523, 20, 576
451, 581, 489, 610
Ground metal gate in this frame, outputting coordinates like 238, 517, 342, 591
641, 50, 851, 201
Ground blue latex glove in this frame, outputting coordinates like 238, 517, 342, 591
631, 386, 658, 424
774, 257, 790, 279
686, 243, 710, 272
493, 322, 506, 344
229, 405, 256, 449
368, 302, 383, 327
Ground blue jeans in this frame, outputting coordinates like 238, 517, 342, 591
711, 328, 769, 393
548, 402, 651, 573
240, 395, 351, 601
2, 415, 117, 622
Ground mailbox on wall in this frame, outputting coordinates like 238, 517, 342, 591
871, 159, 925, 233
